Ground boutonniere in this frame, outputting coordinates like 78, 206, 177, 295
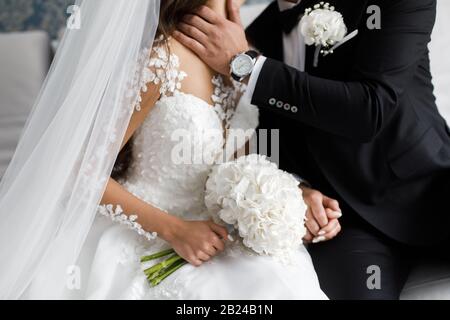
300, 2, 359, 67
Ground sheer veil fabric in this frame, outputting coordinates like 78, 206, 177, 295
0, 0, 160, 299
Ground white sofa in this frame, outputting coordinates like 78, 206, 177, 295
0, 31, 50, 179
0, 3, 449, 299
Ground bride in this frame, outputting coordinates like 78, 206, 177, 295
0, 0, 326, 300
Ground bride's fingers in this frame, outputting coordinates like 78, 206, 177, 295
178, 22, 209, 48
317, 218, 339, 236
212, 236, 225, 252
197, 251, 211, 262
188, 256, 203, 267
325, 207, 342, 220
323, 223, 342, 241
203, 244, 217, 256
208, 221, 229, 240
323, 196, 341, 213
303, 229, 314, 243
327, 210, 343, 219
313, 220, 342, 243
183, 14, 213, 35
305, 208, 320, 236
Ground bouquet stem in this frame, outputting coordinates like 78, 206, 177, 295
142, 249, 187, 287
151, 259, 188, 287
141, 248, 175, 263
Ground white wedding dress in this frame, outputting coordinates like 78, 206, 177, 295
64, 41, 327, 300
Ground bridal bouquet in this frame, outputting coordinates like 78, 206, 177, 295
141, 154, 307, 286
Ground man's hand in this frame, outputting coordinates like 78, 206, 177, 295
301, 186, 343, 244
174, 0, 249, 76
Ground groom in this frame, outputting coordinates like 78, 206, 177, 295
175, 0, 450, 299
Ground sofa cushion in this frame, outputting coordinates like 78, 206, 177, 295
401, 259, 450, 300
0, 31, 50, 179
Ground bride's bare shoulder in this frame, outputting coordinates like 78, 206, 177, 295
168, 38, 216, 103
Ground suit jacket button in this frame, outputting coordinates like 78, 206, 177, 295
291, 106, 298, 113
269, 98, 276, 106
284, 103, 291, 111
276, 101, 284, 108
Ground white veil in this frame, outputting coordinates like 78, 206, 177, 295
0, 0, 160, 299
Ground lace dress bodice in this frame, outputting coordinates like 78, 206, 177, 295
116, 39, 257, 219
76, 39, 326, 302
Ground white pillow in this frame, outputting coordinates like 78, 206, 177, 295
0, 31, 50, 179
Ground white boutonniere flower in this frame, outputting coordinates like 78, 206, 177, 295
300, 2, 358, 67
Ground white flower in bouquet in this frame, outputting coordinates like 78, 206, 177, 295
140, 155, 307, 286
205, 154, 307, 259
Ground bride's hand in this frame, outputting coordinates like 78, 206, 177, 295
300, 186, 343, 244
161, 218, 229, 267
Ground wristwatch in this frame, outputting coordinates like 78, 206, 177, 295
230, 50, 259, 82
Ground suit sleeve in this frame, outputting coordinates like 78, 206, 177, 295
251, 0, 437, 142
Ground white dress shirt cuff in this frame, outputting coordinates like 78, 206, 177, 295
242, 55, 267, 106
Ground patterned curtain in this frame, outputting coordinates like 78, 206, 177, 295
0, 0, 74, 39
0, 0, 270, 39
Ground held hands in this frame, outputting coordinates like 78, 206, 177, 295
161, 217, 229, 267
301, 186, 343, 244
174, 0, 249, 76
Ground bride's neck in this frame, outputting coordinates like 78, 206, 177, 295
206, 0, 227, 18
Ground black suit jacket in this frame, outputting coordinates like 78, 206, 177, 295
247, 0, 450, 245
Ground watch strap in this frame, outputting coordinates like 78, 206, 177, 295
246, 50, 259, 60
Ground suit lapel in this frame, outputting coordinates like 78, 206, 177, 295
246, 1, 284, 60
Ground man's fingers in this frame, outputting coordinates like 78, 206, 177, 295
195, 5, 221, 24
305, 208, 320, 236
173, 30, 206, 56
323, 196, 341, 213
178, 22, 209, 47
227, 0, 243, 26
183, 14, 213, 35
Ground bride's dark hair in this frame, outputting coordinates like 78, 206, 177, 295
158, 0, 208, 38
112, 0, 208, 180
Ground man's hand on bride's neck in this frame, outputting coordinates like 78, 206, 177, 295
206, 0, 246, 19
174, 0, 249, 76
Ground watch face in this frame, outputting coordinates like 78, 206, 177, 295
232, 54, 254, 77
